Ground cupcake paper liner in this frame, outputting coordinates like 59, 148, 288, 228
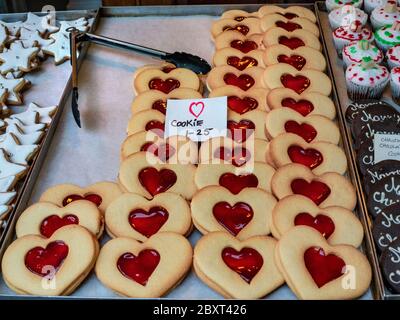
346, 76, 389, 100
391, 79, 400, 104
388, 59, 400, 69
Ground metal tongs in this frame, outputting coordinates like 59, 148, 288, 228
68, 28, 211, 127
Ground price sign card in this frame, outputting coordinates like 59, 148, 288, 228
374, 134, 400, 163
164, 96, 227, 142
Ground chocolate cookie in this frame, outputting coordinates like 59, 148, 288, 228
372, 203, 400, 252
357, 142, 374, 175
367, 176, 400, 218
345, 100, 395, 123
380, 237, 400, 294
356, 121, 400, 150
364, 160, 400, 194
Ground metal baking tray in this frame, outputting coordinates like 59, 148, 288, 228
0, 4, 376, 299
315, 1, 396, 299
0, 10, 97, 251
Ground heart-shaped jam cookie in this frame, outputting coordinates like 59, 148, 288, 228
118, 152, 197, 200
95, 232, 192, 298
266, 108, 340, 144
127, 109, 165, 136
195, 162, 275, 194
193, 232, 284, 298
228, 110, 268, 141
206, 66, 264, 92
211, 17, 261, 39
121, 131, 198, 164
269, 133, 347, 175
39, 181, 122, 215
272, 195, 363, 247
105, 192, 191, 242
260, 14, 319, 36
258, 5, 317, 23
221, 9, 258, 21
16, 200, 103, 239
275, 226, 371, 299
134, 67, 201, 95
271, 163, 357, 210
2, 225, 98, 296
132, 62, 176, 81
263, 28, 321, 51
213, 47, 265, 70
214, 30, 263, 53
263, 64, 332, 96
191, 186, 276, 240
267, 88, 336, 119
263, 45, 326, 71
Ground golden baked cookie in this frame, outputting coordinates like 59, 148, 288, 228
126, 109, 165, 136
260, 14, 319, 36
263, 28, 321, 51
211, 18, 261, 39
214, 30, 264, 52
213, 47, 266, 69
258, 5, 317, 23
207, 66, 264, 91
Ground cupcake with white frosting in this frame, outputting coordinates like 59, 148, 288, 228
386, 44, 400, 68
333, 20, 374, 54
375, 21, 400, 51
342, 39, 383, 66
390, 66, 400, 103
326, 0, 364, 11
371, 0, 400, 29
329, 5, 368, 28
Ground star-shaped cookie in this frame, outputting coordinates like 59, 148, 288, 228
43, 31, 71, 64
0, 191, 16, 205
0, 148, 27, 179
0, 176, 16, 192
0, 133, 38, 165
58, 18, 89, 34
0, 74, 27, 105
4, 123, 44, 145
0, 41, 39, 74
19, 28, 55, 48
0, 24, 8, 49
0, 204, 12, 220
4, 118, 45, 133
10, 110, 39, 125
23, 12, 59, 35
26, 102, 57, 124
0, 20, 23, 36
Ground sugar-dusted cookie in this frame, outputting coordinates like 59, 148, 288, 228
271, 163, 356, 209
2, 225, 98, 296
0, 191, 16, 205
265, 108, 340, 144
121, 131, 198, 164
195, 162, 275, 194
0, 41, 39, 74
191, 186, 276, 239
10, 110, 39, 125
263, 45, 326, 71
194, 232, 284, 299
24, 12, 59, 35
127, 110, 165, 136
16, 200, 103, 238
263, 28, 321, 51
269, 133, 347, 175
25, 102, 57, 124
0, 74, 28, 105
0, 132, 38, 165
0, 149, 27, 180
213, 48, 266, 70
227, 109, 268, 141
206, 66, 264, 91
276, 226, 371, 299
267, 88, 336, 119
131, 88, 202, 115
105, 192, 191, 241
43, 31, 71, 65
258, 5, 317, 23
214, 30, 263, 52
0, 20, 23, 36
95, 232, 192, 298
0, 204, 12, 220
199, 136, 268, 166
118, 152, 197, 200
221, 9, 259, 21
209, 85, 269, 113
4, 122, 44, 145
272, 195, 363, 247
58, 18, 89, 34
263, 64, 332, 96
134, 67, 201, 95
0, 175, 17, 192
211, 18, 261, 39
4, 118, 45, 133
260, 14, 319, 36
39, 181, 123, 215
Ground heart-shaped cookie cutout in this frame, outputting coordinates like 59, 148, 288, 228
214, 30, 263, 53
209, 86, 269, 114
228, 110, 268, 141
134, 67, 201, 95
267, 88, 336, 119
118, 152, 197, 200
191, 186, 276, 240
276, 226, 371, 299
39, 181, 122, 215
258, 5, 317, 23
193, 231, 284, 298
95, 232, 192, 298
266, 108, 340, 144
131, 88, 202, 115
263, 64, 331, 96
105, 192, 191, 242
211, 18, 261, 39
121, 131, 198, 164
260, 14, 319, 36
262, 28, 321, 51
213, 47, 265, 70
271, 163, 357, 210
272, 195, 363, 247
2, 225, 98, 296
16, 200, 103, 238
195, 162, 275, 194
263, 45, 326, 71
269, 133, 347, 175
206, 66, 264, 92
127, 109, 165, 136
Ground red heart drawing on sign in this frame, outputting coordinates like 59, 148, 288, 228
189, 101, 205, 118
